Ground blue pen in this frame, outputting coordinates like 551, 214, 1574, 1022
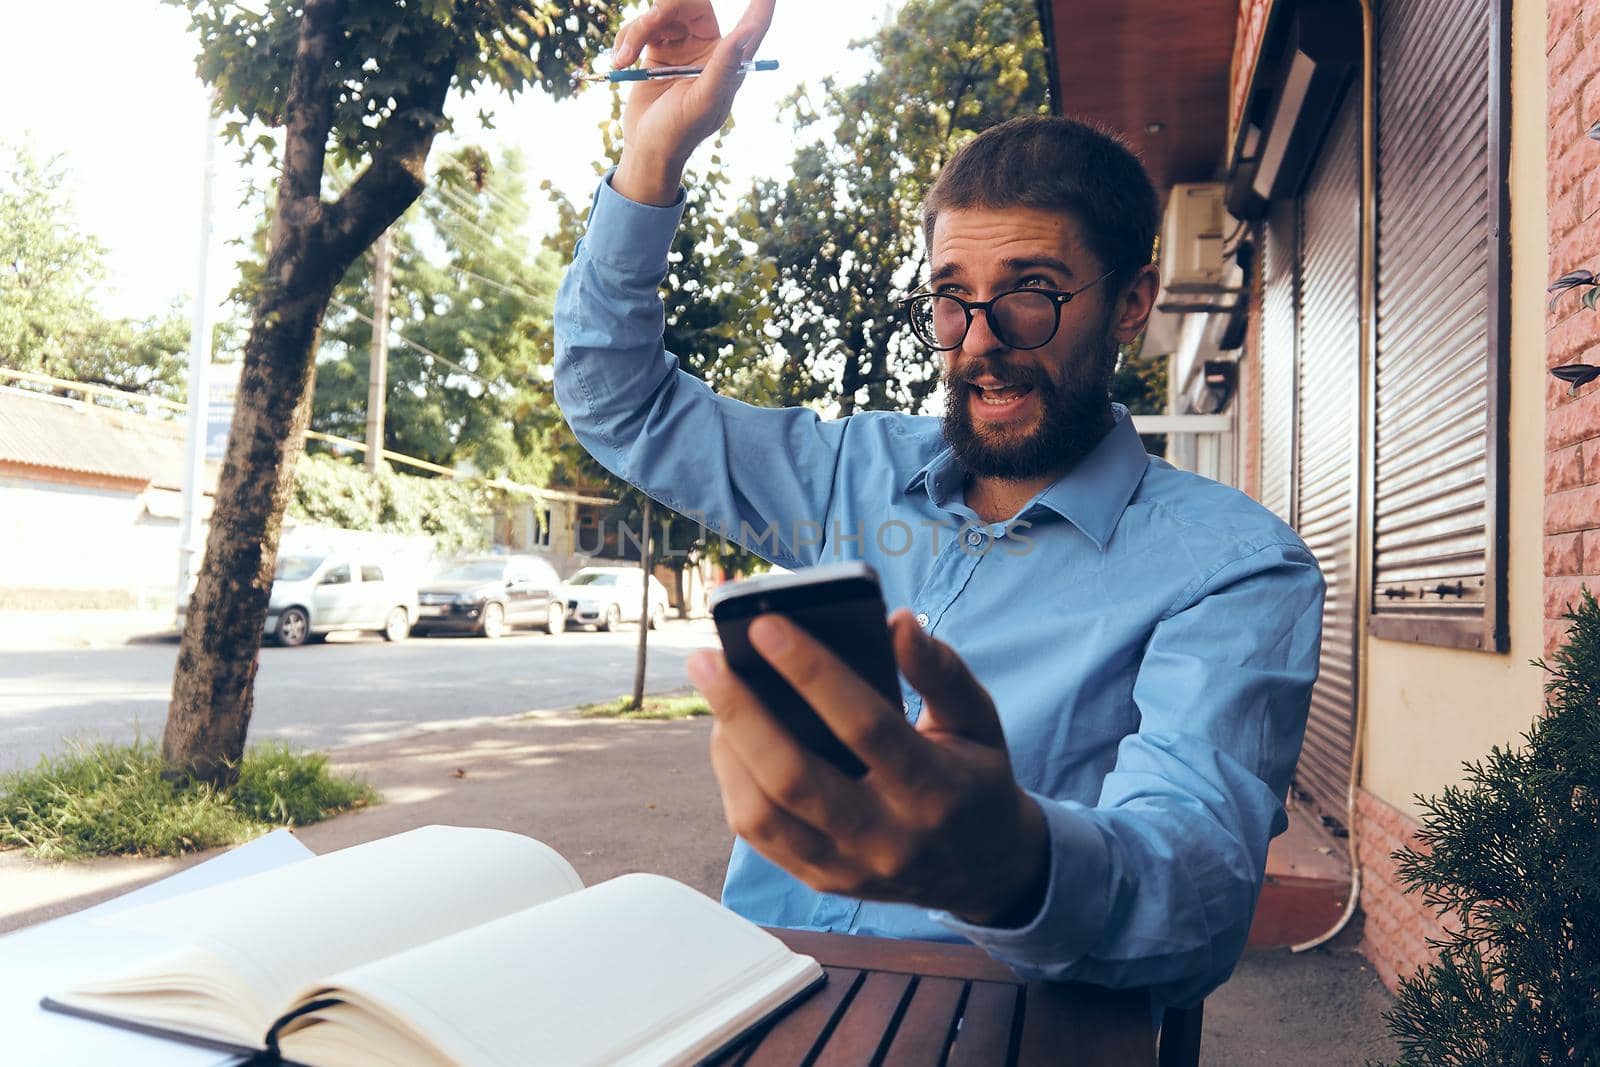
574, 59, 779, 84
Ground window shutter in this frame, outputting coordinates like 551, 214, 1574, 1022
1258, 198, 1299, 523
1371, 0, 1509, 650
1294, 89, 1362, 826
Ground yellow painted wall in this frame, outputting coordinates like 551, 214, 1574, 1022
1360, 0, 1549, 817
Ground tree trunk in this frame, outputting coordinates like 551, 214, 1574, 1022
162, 0, 457, 787
631, 497, 652, 711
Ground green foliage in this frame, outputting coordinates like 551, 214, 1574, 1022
0, 738, 375, 860
314, 146, 562, 482
229, 742, 376, 825
168, 0, 616, 167
288, 451, 493, 555
746, 0, 1051, 415
576, 693, 711, 721
1377, 589, 1600, 1066
0, 142, 192, 401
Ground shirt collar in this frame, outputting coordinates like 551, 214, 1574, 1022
903, 404, 1150, 550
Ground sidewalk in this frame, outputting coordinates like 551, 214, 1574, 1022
0, 610, 176, 651
0, 704, 1400, 1063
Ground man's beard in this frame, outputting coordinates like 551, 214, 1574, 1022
941, 334, 1116, 481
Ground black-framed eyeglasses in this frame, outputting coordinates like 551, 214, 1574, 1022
896, 270, 1115, 352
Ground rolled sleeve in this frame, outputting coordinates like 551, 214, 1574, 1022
553, 175, 851, 569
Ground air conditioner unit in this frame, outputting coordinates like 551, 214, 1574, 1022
1159, 183, 1234, 295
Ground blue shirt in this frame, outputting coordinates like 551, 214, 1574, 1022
554, 176, 1324, 1012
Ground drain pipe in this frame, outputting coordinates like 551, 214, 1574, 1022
1293, 0, 1375, 955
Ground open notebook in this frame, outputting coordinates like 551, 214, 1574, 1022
40, 826, 823, 1066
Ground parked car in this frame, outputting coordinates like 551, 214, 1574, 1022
412, 555, 565, 639
265, 555, 418, 647
560, 566, 670, 631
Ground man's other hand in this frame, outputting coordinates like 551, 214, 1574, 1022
688, 609, 1051, 927
609, 0, 777, 206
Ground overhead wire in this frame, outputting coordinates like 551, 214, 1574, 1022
327, 297, 493, 388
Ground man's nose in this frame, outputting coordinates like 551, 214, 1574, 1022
962, 305, 1009, 357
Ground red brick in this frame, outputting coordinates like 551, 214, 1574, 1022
1546, 616, 1574, 659
1552, 28, 1581, 96
1585, 529, 1600, 571
1548, 387, 1600, 449
1548, 218, 1596, 284
1545, 482, 1600, 534
1553, 138, 1594, 205
1582, 437, 1600, 482
1547, 531, 1584, 575
1545, 304, 1600, 363
1545, 575, 1593, 618
1547, 442, 1585, 493
1551, 0, 1580, 55
1581, 170, 1600, 226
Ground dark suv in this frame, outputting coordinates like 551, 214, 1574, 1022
411, 555, 564, 638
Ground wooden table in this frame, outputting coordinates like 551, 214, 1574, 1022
707, 929, 1156, 1066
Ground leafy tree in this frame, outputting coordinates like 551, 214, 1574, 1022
162, 0, 616, 787
1377, 589, 1600, 1065
313, 146, 564, 483
0, 143, 192, 403
744, 0, 1051, 416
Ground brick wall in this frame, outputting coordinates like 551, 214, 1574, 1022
1353, 789, 1446, 993
1548, 0, 1600, 658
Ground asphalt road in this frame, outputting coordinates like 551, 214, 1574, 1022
0, 619, 720, 774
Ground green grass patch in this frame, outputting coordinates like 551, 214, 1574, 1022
576, 693, 711, 721
0, 738, 377, 861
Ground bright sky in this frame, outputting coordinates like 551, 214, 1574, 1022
0, 0, 896, 321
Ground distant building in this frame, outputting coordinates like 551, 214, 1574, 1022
0, 387, 203, 609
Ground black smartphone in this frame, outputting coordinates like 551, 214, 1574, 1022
709, 562, 900, 779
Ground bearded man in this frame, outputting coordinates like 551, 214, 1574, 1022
551, 0, 1325, 1018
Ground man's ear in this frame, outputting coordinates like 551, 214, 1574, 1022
1110, 263, 1160, 346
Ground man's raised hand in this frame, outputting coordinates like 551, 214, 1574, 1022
610, 0, 777, 206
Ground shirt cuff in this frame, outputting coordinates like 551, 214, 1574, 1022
930, 792, 1113, 971
580, 168, 688, 276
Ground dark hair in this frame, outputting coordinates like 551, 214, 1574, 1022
921, 116, 1159, 285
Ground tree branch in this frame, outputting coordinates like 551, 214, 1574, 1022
322, 56, 457, 270
279, 0, 342, 219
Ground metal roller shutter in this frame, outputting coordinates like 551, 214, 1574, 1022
1372, 0, 1509, 650
1293, 89, 1361, 826
1258, 199, 1298, 523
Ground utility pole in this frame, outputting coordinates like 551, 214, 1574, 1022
177, 97, 219, 620
631, 497, 653, 711
365, 228, 392, 473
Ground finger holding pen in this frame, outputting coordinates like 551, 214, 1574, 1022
611, 0, 777, 207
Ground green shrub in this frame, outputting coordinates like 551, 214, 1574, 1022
1378, 589, 1600, 1065
289, 451, 495, 555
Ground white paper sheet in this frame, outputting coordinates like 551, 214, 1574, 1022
0, 829, 313, 1067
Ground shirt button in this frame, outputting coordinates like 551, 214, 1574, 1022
915, 612, 929, 627
965, 529, 986, 548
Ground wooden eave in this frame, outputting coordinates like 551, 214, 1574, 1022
1036, 0, 1239, 195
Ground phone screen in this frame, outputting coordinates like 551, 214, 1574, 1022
710, 565, 900, 778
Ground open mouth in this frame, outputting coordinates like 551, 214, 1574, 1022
971, 382, 1033, 405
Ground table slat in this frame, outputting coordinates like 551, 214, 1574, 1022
769, 928, 1021, 983
811, 970, 916, 1067
740, 966, 863, 1066
879, 976, 966, 1067
944, 980, 1021, 1067
1016, 980, 1157, 1067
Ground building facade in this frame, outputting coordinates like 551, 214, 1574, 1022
1038, 0, 1578, 991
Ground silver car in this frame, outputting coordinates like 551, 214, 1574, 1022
264, 555, 418, 647
560, 566, 671, 631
